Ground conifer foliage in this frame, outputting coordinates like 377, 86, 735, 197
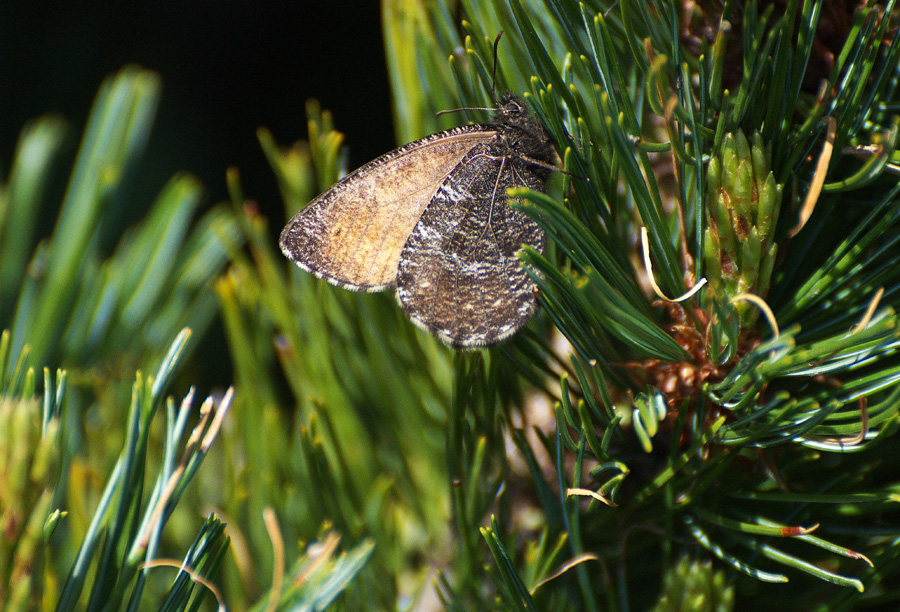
2, 1, 900, 611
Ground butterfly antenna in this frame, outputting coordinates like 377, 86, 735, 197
435, 106, 495, 118
490, 31, 503, 104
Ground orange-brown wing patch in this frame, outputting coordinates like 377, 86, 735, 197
279, 128, 496, 291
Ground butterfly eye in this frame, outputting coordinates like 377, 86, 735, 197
503, 98, 523, 114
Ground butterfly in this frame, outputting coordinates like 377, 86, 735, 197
279, 93, 555, 348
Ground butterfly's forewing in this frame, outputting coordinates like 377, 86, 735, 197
396, 129, 547, 347
280, 127, 497, 291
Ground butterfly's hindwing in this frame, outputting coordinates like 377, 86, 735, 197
396, 127, 548, 348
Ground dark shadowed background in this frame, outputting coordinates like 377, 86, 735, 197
0, 1, 395, 226
0, 1, 398, 388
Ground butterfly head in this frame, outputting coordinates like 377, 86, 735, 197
493, 93, 555, 167
495, 93, 530, 123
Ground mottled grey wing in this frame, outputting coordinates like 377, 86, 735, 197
396, 140, 546, 347
279, 128, 496, 291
